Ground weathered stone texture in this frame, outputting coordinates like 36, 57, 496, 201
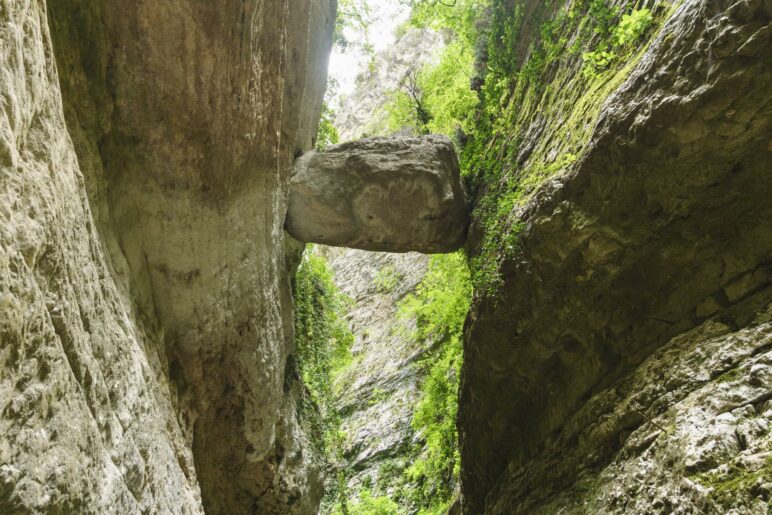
489, 304, 772, 514
1, 1, 201, 512
323, 247, 431, 503
2, 0, 335, 513
287, 135, 469, 254
460, 0, 772, 512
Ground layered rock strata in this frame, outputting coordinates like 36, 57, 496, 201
287, 136, 468, 253
323, 247, 430, 502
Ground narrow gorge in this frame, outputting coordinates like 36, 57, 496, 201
1, 1, 770, 514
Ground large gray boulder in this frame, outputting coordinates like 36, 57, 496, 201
286, 135, 469, 253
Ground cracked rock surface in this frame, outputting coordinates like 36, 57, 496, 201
2, 0, 334, 513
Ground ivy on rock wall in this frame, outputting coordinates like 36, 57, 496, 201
398, 252, 472, 513
463, 0, 677, 296
292, 247, 354, 509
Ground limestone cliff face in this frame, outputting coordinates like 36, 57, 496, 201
2, 0, 334, 513
460, 0, 772, 513
324, 247, 431, 502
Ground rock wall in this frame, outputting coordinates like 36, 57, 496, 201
460, 0, 772, 513
1, 1, 202, 511
324, 247, 431, 503
2, 0, 334, 513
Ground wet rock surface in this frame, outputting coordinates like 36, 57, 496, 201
286, 135, 469, 254
460, 0, 772, 512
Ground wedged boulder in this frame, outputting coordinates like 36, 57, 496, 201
286, 135, 469, 253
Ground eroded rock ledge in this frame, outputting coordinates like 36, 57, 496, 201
286, 135, 469, 253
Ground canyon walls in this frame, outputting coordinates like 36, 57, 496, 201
3, 0, 770, 513
325, 247, 432, 506
2, 0, 335, 513
460, 0, 772, 513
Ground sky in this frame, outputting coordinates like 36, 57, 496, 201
327, 1, 410, 105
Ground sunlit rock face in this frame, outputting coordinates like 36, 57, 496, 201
286, 135, 469, 253
2, 0, 334, 513
334, 27, 444, 141
459, 1, 772, 513
321, 246, 432, 509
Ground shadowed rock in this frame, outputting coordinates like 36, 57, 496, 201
286, 135, 469, 253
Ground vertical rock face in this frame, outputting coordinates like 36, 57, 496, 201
460, 0, 772, 513
324, 247, 431, 502
2, 0, 334, 513
1, 2, 202, 511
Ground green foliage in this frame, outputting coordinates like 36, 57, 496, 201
582, 48, 617, 75
317, 102, 340, 151
583, 7, 654, 77
332, 489, 400, 515
421, 42, 479, 136
400, 253, 472, 344
293, 247, 354, 509
294, 249, 354, 397
613, 8, 654, 46
385, 87, 426, 134
335, 0, 374, 54
461, 1, 668, 297
587, 0, 618, 36
402, 0, 482, 48
383, 1, 483, 140
469, 192, 525, 297
398, 252, 471, 512
384, 43, 479, 139
373, 265, 401, 294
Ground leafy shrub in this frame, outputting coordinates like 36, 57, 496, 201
399, 252, 472, 512
613, 8, 654, 47
332, 489, 400, 515
373, 265, 401, 294
381, 0, 482, 140
293, 247, 354, 509
583, 7, 654, 77
317, 102, 340, 151
294, 248, 354, 394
